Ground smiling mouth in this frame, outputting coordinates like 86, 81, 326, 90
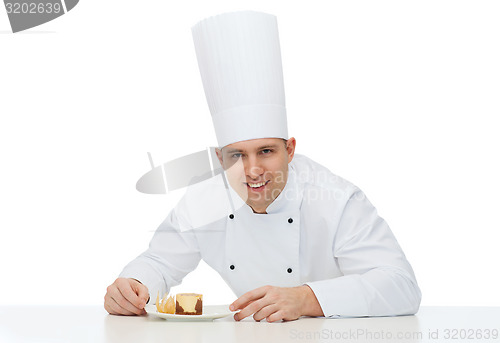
245, 180, 270, 190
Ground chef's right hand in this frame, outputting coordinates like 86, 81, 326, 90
104, 278, 149, 315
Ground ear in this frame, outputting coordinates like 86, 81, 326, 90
215, 148, 224, 167
286, 137, 296, 163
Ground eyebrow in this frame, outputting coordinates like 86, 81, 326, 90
224, 144, 280, 154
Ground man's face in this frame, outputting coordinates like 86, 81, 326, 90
216, 137, 296, 214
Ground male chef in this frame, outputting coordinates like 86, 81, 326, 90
104, 11, 421, 322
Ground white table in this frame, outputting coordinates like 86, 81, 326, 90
1, 306, 499, 342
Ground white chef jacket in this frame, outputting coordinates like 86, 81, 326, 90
119, 154, 421, 317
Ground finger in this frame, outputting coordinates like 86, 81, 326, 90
231, 299, 255, 314
231, 286, 269, 311
119, 281, 146, 310
107, 283, 143, 315
252, 304, 278, 322
105, 294, 136, 316
131, 280, 149, 307
115, 286, 146, 315
234, 298, 269, 321
266, 310, 285, 323
111, 297, 138, 316
104, 301, 115, 315
268, 310, 299, 323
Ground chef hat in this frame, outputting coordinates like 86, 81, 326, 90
192, 11, 288, 148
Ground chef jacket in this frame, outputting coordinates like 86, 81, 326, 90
119, 154, 421, 317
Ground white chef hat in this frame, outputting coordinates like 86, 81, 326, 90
192, 11, 288, 148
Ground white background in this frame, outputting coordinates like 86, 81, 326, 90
1, 0, 499, 307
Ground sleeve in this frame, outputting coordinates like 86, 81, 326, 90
305, 189, 421, 318
118, 205, 202, 303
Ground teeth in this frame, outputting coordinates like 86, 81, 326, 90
248, 181, 266, 188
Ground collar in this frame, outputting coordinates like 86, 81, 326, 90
265, 164, 302, 214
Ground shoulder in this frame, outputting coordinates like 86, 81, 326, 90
290, 154, 360, 201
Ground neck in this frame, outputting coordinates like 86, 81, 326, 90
250, 206, 267, 214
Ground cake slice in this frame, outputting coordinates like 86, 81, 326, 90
175, 293, 203, 315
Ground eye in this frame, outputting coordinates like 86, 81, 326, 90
261, 149, 273, 154
231, 153, 242, 158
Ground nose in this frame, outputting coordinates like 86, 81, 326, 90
245, 155, 264, 180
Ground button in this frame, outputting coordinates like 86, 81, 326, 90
230, 265, 235, 270
288, 218, 293, 223
287, 268, 293, 273
229, 214, 234, 219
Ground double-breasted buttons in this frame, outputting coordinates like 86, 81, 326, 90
229, 214, 234, 219
230, 264, 235, 270
286, 219, 294, 273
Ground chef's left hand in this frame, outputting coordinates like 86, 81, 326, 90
229, 285, 324, 323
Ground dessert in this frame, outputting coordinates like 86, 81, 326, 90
156, 291, 175, 314
156, 292, 203, 315
175, 293, 203, 315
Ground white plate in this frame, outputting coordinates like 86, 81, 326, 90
145, 304, 238, 322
